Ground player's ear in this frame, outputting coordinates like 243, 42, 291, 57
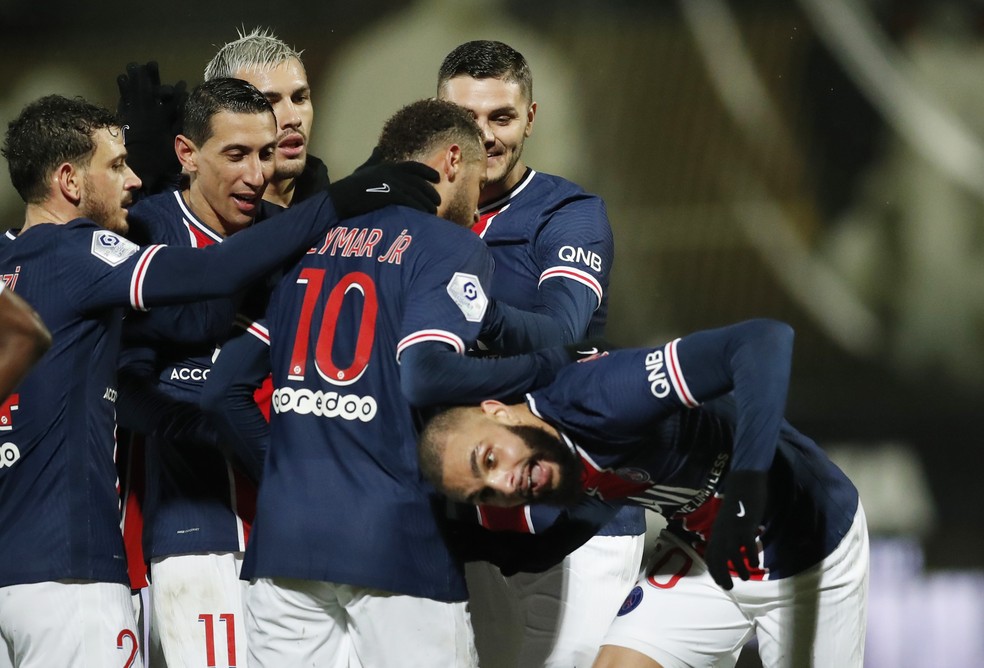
524, 101, 537, 138
442, 144, 463, 182
174, 135, 198, 173
480, 399, 512, 423
55, 162, 82, 205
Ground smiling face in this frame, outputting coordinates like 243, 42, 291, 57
179, 110, 277, 235
439, 76, 535, 204
234, 58, 313, 184
78, 127, 142, 234
434, 402, 583, 507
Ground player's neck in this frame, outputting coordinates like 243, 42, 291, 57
479, 162, 528, 208
263, 177, 296, 208
22, 202, 76, 231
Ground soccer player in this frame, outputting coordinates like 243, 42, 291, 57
115, 77, 283, 668
437, 39, 647, 667
201, 98, 583, 667
0, 282, 50, 402
419, 319, 870, 668
0, 92, 437, 667
204, 26, 327, 208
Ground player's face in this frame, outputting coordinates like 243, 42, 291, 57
441, 155, 486, 228
186, 110, 277, 235
441, 409, 583, 508
78, 127, 142, 235
235, 58, 313, 183
440, 76, 535, 203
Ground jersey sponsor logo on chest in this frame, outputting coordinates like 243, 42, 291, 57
168, 367, 210, 382
272, 387, 377, 422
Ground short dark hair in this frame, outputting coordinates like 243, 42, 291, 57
375, 99, 483, 165
437, 40, 533, 103
2, 94, 118, 204
182, 77, 274, 146
417, 406, 471, 490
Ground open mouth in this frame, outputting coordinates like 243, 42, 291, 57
278, 133, 305, 158
524, 459, 550, 499
232, 192, 260, 214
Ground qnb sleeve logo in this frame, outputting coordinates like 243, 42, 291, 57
0, 442, 21, 468
446, 272, 487, 323
272, 387, 377, 422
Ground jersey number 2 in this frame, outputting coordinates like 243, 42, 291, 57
288, 269, 377, 386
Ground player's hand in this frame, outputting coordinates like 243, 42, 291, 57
116, 61, 187, 194
563, 338, 614, 363
704, 470, 768, 590
352, 146, 385, 172
327, 161, 441, 219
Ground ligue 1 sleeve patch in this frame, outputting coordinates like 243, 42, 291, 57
617, 585, 644, 616
90, 230, 139, 267
446, 272, 488, 323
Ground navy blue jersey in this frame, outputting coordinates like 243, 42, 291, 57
529, 320, 859, 580
474, 168, 644, 538
243, 207, 494, 601
0, 194, 345, 587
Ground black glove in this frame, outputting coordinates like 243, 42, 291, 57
704, 470, 768, 590
327, 161, 441, 219
530, 337, 615, 388
353, 146, 385, 172
563, 338, 614, 363
116, 61, 187, 194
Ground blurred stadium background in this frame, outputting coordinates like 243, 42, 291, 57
1, 0, 981, 665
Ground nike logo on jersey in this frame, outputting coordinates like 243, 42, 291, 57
736, 501, 746, 518
577, 347, 600, 356
366, 183, 391, 193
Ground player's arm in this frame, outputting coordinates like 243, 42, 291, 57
0, 283, 51, 400
479, 279, 600, 351
116, 344, 224, 452
500, 195, 615, 350
445, 495, 619, 575
116, 61, 187, 197
399, 340, 573, 407
130, 160, 439, 308
199, 324, 271, 482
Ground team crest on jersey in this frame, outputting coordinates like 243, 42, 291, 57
446, 272, 488, 323
90, 230, 139, 267
617, 586, 644, 616
616, 467, 651, 484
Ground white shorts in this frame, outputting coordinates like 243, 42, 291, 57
0, 580, 143, 668
603, 504, 870, 668
469, 532, 646, 668
150, 552, 247, 668
247, 577, 477, 668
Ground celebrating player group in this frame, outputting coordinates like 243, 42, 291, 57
0, 29, 867, 668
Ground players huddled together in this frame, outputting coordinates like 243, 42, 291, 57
0, 31, 868, 668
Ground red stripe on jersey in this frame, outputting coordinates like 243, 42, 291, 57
676, 494, 767, 581
538, 266, 603, 308
578, 450, 651, 501
118, 431, 149, 589
472, 207, 502, 237
396, 330, 465, 359
253, 374, 273, 422
665, 339, 698, 407
477, 505, 534, 533
186, 224, 220, 249
130, 244, 165, 311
